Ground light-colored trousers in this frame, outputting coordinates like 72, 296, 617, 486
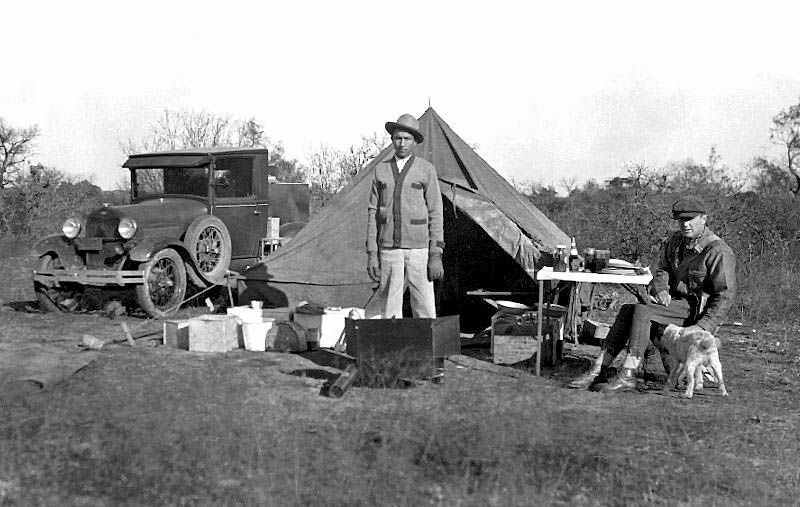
376, 248, 436, 318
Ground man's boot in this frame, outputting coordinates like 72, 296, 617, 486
597, 367, 637, 392
568, 363, 605, 389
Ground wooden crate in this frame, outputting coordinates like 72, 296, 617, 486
188, 315, 241, 352
163, 319, 190, 349
345, 315, 460, 377
491, 312, 563, 366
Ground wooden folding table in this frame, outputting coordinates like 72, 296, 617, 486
526, 267, 654, 376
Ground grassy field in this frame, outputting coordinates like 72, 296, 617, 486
1, 240, 799, 506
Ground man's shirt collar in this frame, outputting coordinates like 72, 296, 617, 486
684, 227, 716, 252
394, 155, 411, 171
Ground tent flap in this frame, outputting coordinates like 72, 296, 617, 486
450, 188, 539, 270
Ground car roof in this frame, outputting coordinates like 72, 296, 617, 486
123, 146, 268, 169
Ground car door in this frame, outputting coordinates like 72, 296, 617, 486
210, 156, 266, 260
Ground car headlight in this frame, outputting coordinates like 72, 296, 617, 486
118, 217, 138, 239
62, 217, 82, 239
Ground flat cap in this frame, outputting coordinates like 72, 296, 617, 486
671, 196, 707, 219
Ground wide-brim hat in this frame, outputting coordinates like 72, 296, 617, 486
671, 196, 707, 219
385, 113, 424, 143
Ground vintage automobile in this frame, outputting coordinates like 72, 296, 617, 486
31, 147, 310, 317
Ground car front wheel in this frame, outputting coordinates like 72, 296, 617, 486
34, 254, 83, 312
135, 248, 187, 318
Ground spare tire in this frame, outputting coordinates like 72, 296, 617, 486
184, 215, 232, 283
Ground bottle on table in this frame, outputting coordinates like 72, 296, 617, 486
553, 245, 568, 272
568, 237, 581, 271
583, 247, 596, 272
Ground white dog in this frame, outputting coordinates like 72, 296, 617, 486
661, 324, 728, 399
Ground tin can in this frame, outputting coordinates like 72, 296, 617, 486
594, 249, 610, 272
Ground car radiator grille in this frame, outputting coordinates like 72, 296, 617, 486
85, 215, 119, 239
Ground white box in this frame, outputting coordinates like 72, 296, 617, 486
266, 217, 281, 239
294, 307, 364, 348
227, 306, 265, 324
188, 315, 240, 352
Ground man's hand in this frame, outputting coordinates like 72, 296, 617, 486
427, 252, 444, 281
654, 290, 671, 307
367, 252, 380, 282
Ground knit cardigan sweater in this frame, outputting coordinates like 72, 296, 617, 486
366, 155, 444, 255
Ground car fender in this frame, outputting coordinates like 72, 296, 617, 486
128, 238, 191, 263
128, 237, 211, 288
29, 235, 83, 265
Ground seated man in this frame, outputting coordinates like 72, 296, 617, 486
569, 196, 737, 392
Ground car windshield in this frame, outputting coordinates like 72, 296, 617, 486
132, 167, 209, 199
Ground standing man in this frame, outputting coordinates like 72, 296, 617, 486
569, 196, 737, 391
366, 113, 445, 318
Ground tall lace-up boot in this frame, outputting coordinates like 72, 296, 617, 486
568, 351, 610, 389
597, 367, 637, 392
596, 353, 641, 393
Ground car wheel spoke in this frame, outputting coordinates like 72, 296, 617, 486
196, 226, 223, 274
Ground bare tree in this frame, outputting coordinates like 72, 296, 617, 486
119, 109, 304, 182
120, 109, 272, 154
237, 117, 264, 147
305, 132, 388, 212
558, 176, 579, 196
0, 117, 40, 188
769, 99, 800, 195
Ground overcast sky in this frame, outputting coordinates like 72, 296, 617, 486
3, 0, 799, 190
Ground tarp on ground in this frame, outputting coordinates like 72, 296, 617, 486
239, 108, 569, 325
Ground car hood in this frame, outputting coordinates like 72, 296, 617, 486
84, 197, 208, 239
115, 197, 209, 227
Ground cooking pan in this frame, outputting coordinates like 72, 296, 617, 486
486, 299, 533, 315
482, 298, 567, 316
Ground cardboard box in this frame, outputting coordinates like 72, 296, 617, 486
294, 307, 365, 349
188, 315, 240, 352
490, 312, 563, 366
345, 315, 460, 377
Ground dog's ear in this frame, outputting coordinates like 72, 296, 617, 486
664, 324, 682, 341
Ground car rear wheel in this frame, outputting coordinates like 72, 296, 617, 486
135, 248, 187, 318
34, 254, 83, 312
184, 216, 232, 283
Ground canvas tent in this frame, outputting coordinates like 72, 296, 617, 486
239, 108, 569, 327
